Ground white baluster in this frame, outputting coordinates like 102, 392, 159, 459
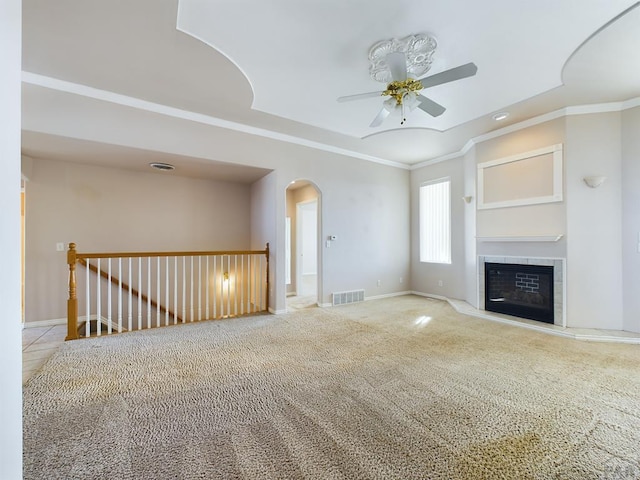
198, 256, 202, 321
190, 256, 194, 322
173, 256, 177, 324
96, 258, 101, 336
165, 257, 169, 326
205, 256, 210, 320
259, 256, 264, 311
247, 255, 251, 314
240, 255, 244, 316
156, 257, 160, 328
138, 257, 142, 331
227, 255, 231, 317
86, 258, 91, 337
118, 258, 123, 333
181, 256, 186, 323
147, 257, 151, 329
220, 256, 225, 318
212, 256, 217, 319
128, 257, 132, 332
234, 255, 238, 316
107, 258, 112, 334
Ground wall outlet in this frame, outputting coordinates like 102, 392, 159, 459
399, 277, 403, 284
56, 242, 65, 252
377, 280, 381, 287
438, 280, 443, 287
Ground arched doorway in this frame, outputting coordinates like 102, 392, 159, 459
285, 180, 321, 311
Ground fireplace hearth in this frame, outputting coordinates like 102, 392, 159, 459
484, 262, 554, 323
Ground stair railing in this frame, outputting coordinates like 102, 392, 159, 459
66, 243, 269, 340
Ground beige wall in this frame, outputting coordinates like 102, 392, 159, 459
25, 158, 253, 323
475, 118, 567, 250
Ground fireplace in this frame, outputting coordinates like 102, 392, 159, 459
484, 262, 554, 324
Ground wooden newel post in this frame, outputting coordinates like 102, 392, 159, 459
265, 242, 270, 313
66, 243, 79, 340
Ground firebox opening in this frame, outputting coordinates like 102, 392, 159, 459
484, 262, 554, 324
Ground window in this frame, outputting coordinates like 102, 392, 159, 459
419, 178, 451, 264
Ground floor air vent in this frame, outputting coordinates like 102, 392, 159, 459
332, 289, 365, 306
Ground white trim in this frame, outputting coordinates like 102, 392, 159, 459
269, 307, 287, 315
365, 291, 412, 301
477, 144, 563, 210
476, 235, 563, 242
318, 302, 333, 308
411, 292, 640, 344
410, 97, 640, 170
22, 317, 66, 329
21, 71, 408, 171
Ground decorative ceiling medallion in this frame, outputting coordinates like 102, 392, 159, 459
368, 34, 437, 83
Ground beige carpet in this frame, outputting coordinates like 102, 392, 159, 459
23, 295, 640, 479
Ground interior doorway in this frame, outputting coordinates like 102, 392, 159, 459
285, 180, 320, 311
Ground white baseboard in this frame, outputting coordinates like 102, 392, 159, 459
23, 317, 66, 329
269, 307, 288, 315
410, 291, 448, 301
365, 291, 412, 301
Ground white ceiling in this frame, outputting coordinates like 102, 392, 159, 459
21, 0, 640, 176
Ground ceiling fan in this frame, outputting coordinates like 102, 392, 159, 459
338, 50, 478, 128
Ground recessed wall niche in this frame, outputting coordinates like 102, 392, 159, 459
477, 144, 563, 210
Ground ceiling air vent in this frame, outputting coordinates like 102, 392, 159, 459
149, 162, 175, 171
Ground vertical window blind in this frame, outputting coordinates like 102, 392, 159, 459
419, 178, 451, 264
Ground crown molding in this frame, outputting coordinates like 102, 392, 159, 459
22, 71, 409, 171
410, 96, 640, 170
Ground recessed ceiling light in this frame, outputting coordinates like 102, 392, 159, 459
149, 162, 175, 171
492, 112, 509, 121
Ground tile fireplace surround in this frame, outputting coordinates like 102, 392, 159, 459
478, 256, 566, 327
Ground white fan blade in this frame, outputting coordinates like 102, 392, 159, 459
337, 91, 384, 102
369, 107, 391, 127
386, 52, 407, 81
417, 95, 446, 117
418, 62, 478, 89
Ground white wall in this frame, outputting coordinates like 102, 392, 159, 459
463, 148, 478, 306
0, 0, 23, 475
474, 113, 627, 329
565, 112, 623, 330
622, 106, 640, 332
25, 158, 253, 323
270, 154, 410, 312
410, 156, 466, 300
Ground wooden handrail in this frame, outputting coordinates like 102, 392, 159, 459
76, 249, 267, 260
78, 258, 183, 324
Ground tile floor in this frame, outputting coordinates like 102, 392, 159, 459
22, 324, 66, 384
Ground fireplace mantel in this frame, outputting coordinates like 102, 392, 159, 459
477, 235, 563, 242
